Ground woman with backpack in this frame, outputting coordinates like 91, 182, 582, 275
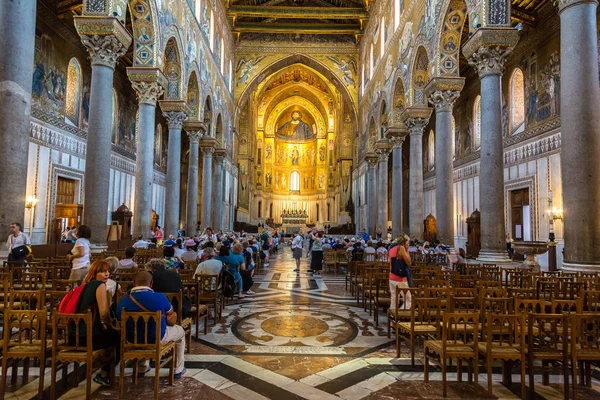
215, 243, 246, 299
70, 260, 120, 387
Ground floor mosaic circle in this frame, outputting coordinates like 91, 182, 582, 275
231, 309, 358, 347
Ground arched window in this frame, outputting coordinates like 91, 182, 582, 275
369, 44, 374, 80
380, 17, 385, 54
394, 0, 402, 29
209, 10, 215, 51
451, 115, 456, 160
65, 58, 82, 126
220, 37, 225, 74
195, 0, 201, 16
428, 130, 435, 170
510, 68, 525, 133
473, 95, 481, 150
290, 171, 300, 191
112, 89, 118, 144
155, 124, 162, 164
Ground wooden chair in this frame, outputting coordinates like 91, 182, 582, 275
323, 251, 337, 274
514, 298, 545, 314
581, 290, 600, 312
387, 287, 421, 339
7, 289, 45, 311
478, 313, 527, 399
178, 269, 195, 283
373, 273, 390, 326
52, 279, 79, 291
336, 251, 349, 275
0, 309, 48, 399
424, 312, 479, 397
161, 291, 193, 353
119, 310, 176, 400
53, 265, 72, 280
527, 313, 570, 399
196, 273, 221, 325
396, 297, 442, 364
50, 312, 116, 400
183, 282, 209, 338
571, 313, 600, 399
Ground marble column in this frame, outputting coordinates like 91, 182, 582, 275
130, 78, 164, 239
426, 79, 464, 246
212, 151, 225, 229
403, 111, 431, 240
201, 146, 214, 229
463, 29, 518, 262
185, 131, 201, 236
390, 133, 406, 238
75, 20, 131, 246
557, 0, 600, 271
163, 111, 188, 236
0, 0, 37, 244
366, 155, 378, 236
376, 145, 391, 234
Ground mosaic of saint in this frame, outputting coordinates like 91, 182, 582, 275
275, 107, 317, 141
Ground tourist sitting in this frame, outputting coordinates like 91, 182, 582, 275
73, 260, 120, 386
146, 259, 191, 318
193, 248, 223, 278
173, 238, 185, 258
215, 244, 246, 299
162, 246, 183, 270
322, 238, 332, 250
180, 239, 200, 263
408, 240, 418, 253
358, 228, 370, 242
116, 271, 186, 378
103, 256, 121, 300
376, 241, 388, 255
133, 235, 150, 249
118, 246, 138, 269
364, 240, 376, 261
447, 247, 467, 272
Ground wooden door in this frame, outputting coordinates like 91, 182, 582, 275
510, 188, 529, 241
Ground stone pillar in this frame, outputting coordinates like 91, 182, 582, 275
426, 78, 464, 246
212, 150, 226, 229
388, 130, 407, 238
185, 130, 202, 236
129, 71, 166, 239
0, 0, 37, 244
74, 18, 131, 246
463, 28, 518, 262
366, 154, 378, 236
402, 107, 432, 240
375, 140, 392, 234
161, 109, 188, 237
556, 0, 600, 271
200, 145, 215, 229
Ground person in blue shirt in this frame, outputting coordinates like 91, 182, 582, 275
215, 243, 246, 299
358, 228, 371, 242
116, 271, 187, 378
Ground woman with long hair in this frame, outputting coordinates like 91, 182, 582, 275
389, 234, 412, 310
309, 232, 324, 276
74, 260, 120, 386
66, 225, 92, 285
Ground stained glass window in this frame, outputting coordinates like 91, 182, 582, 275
65, 58, 81, 126
510, 68, 525, 133
474, 95, 481, 150
290, 171, 300, 191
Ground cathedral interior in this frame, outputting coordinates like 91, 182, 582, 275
1, 0, 600, 398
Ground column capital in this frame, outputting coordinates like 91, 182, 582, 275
390, 135, 406, 149
555, 0, 598, 12
183, 120, 208, 135
163, 111, 188, 130
365, 153, 379, 168
375, 139, 393, 161
187, 131, 202, 144
201, 146, 215, 156
401, 106, 432, 136
425, 77, 465, 113
128, 67, 167, 106
74, 17, 132, 69
462, 28, 519, 78
214, 148, 228, 164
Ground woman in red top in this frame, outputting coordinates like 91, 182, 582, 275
389, 235, 412, 310
155, 226, 164, 245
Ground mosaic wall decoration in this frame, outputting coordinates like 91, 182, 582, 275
413, 47, 429, 105
165, 38, 181, 98
32, 35, 66, 117
65, 58, 82, 125
438, 0, 467, 76
187, 72, 200, 118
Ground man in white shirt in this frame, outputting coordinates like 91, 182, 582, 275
7, 222, 31, 261
133, 235, 150, 249
194, 248, 223, 278
291, 232, 304, 273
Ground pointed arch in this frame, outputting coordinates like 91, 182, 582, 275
378, 100, 388, 139
203, 96, 213, 135
428, 130, 435, 170
435, 0, 468, 77
215, 113, 223, 144
510, 67, 525, 133
164, 36, 184, 99
412, 46, 429, 105
473, 95, 482, 149
368, 117, 377, 152
65, 58, 82, 126
391, 75, 406, 124
187, 71, 200, 120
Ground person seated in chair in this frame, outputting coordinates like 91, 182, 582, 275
116, 271, 187, 378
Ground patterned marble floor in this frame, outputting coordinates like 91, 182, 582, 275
4, 247, 600, 399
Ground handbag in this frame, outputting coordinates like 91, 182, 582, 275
11, 245, 30, 258
391, 257, 409, 278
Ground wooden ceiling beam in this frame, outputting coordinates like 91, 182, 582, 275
232, 21, 362, 34
511, 5, 537, 27
228, 6, 367, 20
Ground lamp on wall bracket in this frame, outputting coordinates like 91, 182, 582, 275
25, 196, 38, 210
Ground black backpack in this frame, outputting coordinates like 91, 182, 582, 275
220, 268, 237, 298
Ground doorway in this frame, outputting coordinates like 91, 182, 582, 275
53, 177, 83, 243
510, 188, 530, 241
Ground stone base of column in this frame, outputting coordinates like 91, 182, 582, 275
90, 244, 109, 254
477, 249, 511, 263
561, 261, 600, 273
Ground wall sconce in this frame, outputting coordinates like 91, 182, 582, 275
25, 196, 38, 209
548, 207, 563, 221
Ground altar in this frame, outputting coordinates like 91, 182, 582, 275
281, 209, 307, 234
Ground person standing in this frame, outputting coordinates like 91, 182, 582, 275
309, 232, 324, 276
155, 226, 164, 245
291, 232, 303, 273
66, 225, 91, 284
389, 235, 412, 310
66, 226, 78, 243
6, 222, 31, 262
